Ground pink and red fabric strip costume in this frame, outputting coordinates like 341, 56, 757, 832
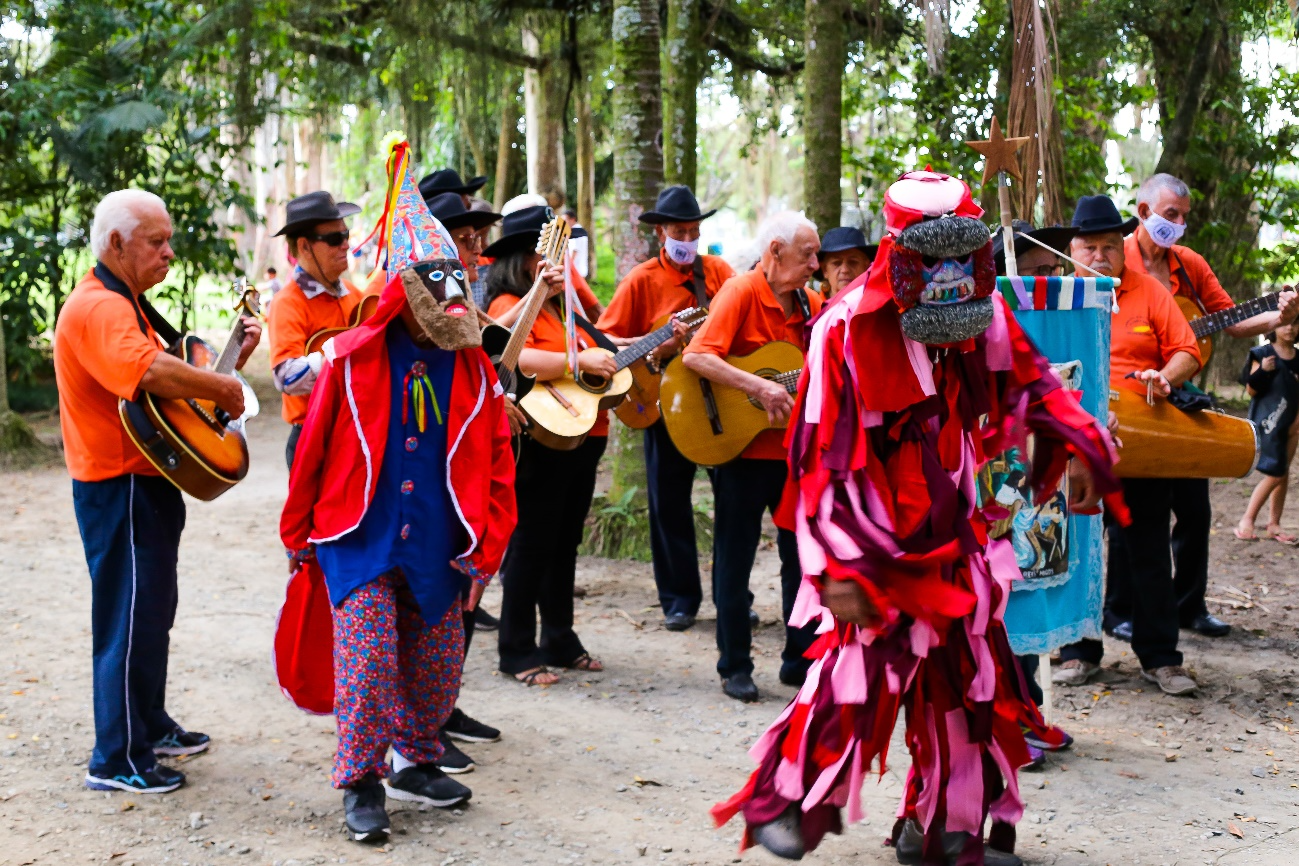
713, 258, 1124, 861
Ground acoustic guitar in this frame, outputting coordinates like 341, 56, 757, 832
614, 309, 710, 430
480, 216, 572, 403
1110, 386, 1258, 478
658, 340, 804, 466
520, 307, 708, 451
119, 282, 261, 502
1176, 292, 1280, 367
304, 292, 379, 355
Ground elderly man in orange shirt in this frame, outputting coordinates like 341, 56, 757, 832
54, 190, 261, 794
266, 191, 363, 469
1054, 194, 1204, 696
681, 211, 822, 703
1107, 173, 1299, 640
596, 186, 735, 633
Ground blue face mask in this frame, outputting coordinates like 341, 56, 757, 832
664, 236, 699, 266
1143, 213, 1187, 248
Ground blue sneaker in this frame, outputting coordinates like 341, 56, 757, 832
86, 765, 185, 794
152, 727, 211, 757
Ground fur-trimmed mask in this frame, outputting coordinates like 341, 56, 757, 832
401, 259, 482, 351
883, 170, 996, 345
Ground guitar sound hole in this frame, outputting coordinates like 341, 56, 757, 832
746, 368, 781, 411
579, 371, 610, 394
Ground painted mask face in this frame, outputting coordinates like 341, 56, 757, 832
888, 216, 996, 345
401, 259, 482, 351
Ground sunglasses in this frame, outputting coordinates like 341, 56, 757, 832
308, 230, 350, 247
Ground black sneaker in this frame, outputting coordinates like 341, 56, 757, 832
85, 765, 185, 794
385, 764, 472, 808
152, 727, 211, 757
444, 707, 501, 743
474, 610, 499, 631
435, 732, 476, 774
343, 776, 390, 843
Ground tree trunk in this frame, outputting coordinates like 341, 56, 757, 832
585, 0, 668, 558
803, 0, 846, 233
494, 76, 518, 214
575, 75, 597, 278
303, 118, 323, 193
522, 20, 567, 207
662, 0, 701, 189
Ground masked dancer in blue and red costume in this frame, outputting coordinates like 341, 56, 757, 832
713, 170, 1125, 866
280, 143, 516, 844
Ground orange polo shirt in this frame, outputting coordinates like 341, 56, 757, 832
53, 267, 167, 482
1123, 233, 1232, 314
684, 267, 823, 460
596, 252, 734, 338
268, 276, 362, 424
487, 292, 609, 438
1110, 267, 1201, 393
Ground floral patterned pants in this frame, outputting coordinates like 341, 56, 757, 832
331, 572, 464, 788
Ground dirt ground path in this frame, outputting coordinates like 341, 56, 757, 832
3, 362, 1299, 866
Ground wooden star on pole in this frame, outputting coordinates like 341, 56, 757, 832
965, 117, 1030, 186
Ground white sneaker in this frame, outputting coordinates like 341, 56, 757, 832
1051, 659, 1099, 686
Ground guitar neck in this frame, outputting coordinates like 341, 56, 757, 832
1190, 293, 1279, 338
498, 275, 551, 373
213, 318, 246, 376
611, 322, 677, 372
773, 368, 802, 394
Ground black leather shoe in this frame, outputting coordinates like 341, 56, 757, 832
1104, 619, 1133, 642
753, 805, 805, 860
895, 818, 1022, 866
1189, 613, 1230, 637
664, 612, 696, 632
343, 776, 390, 842
778, 663, 808, 687
722, 672, 759, 703
749, 608, 760, 626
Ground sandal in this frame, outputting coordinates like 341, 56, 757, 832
1264, 527, 1299, 546
1234, 526, 1260, 541
563, 652, 604, 672
513, 666, 559, 686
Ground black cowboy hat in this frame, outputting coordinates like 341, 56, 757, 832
274, 190, 361, 237
639, 185, 716, 224
425, 192, 502, 232
815, 226, 878, 281
1071, 194, 1139, 237
992, 219, 1079, 274
481, 204, 553, 258
418, 168, 488, 200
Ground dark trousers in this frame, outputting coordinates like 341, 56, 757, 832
73, 474, 186, 778
711, 458, 817, 679
645, 420, 709, 617
1105, 477, 1210, 626
1062, 478, 1184, 670
286, 423, 303, 470
497, 435, 606, 674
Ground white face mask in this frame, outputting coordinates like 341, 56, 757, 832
1143, 213, 1187, 248
663, 236, 699, 265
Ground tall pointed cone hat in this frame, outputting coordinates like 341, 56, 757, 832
354, 135, 460, 283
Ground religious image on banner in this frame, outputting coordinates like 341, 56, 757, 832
977, 360, 1081, 580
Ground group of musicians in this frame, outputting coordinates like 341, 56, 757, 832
50, 167, 1295, 842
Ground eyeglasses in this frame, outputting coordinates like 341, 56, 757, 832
308, 230, 351, 247
1021, 264, 1064, 278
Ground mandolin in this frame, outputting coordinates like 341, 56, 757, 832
520, 307, 708, 451
1176, 292, 1280, 367
613, 309, 710, 429
304, 293, 380, 355
658, 340, 804, 466
119, 281, 261, 501
481, 217, 572, 403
